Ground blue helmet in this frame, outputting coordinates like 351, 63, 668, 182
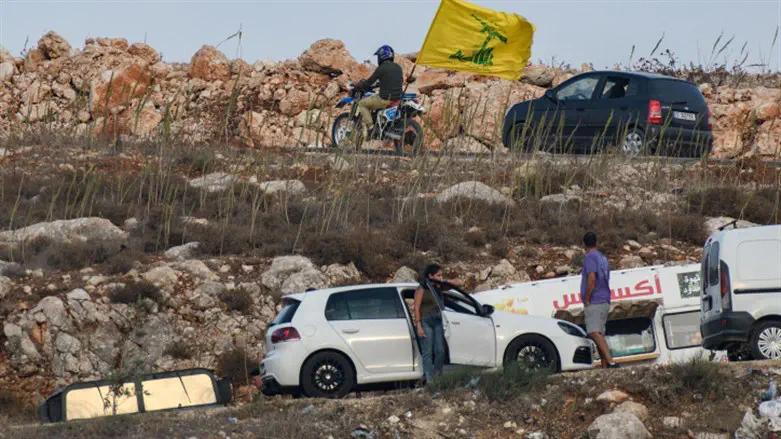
374, 45, 395, 64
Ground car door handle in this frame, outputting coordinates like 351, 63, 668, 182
576, 108, 585, 112
450, 321, 460, 325
341, 329, 360, 334
620, 106, 628, 111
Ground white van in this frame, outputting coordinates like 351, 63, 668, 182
475, 263, 714, 366
700, 224, 781, 360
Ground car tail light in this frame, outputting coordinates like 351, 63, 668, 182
647, 100, 663, 125
271, 327, 301, 344
719, 261, 731, 311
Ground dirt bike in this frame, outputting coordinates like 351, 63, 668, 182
331, 86, 425, 155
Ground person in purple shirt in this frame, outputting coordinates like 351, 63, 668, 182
580, 232, 619, 368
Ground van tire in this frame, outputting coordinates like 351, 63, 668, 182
301, 351, 355, 398
504, 334, 560, 372
750, 320, 781, 360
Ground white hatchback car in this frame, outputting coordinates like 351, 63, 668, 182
260, 283, 593, 397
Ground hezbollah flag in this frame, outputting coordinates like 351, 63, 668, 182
416, 0, 535, 80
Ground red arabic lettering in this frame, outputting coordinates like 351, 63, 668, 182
551, 274, 664, 310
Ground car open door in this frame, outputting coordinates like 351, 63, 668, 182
427, 283, 496, 367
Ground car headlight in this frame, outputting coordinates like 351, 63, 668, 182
558, 321, 587, 338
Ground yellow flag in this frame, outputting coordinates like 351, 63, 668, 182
417, 0, 535, 80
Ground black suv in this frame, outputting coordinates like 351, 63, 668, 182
502, 71, 713, 157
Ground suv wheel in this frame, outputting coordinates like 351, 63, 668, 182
301, 351, 355, 398
504, 334, 560, 372
620, 128, 646, 156
750, 320, 781, 360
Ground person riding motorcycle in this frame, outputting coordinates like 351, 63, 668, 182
354, 45, 403, 127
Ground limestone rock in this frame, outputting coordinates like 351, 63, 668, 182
436, 181, 514, 206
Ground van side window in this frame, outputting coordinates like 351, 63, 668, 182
662, 311, 702, 349
325, 288, 405, 321
707, 242, 720, 286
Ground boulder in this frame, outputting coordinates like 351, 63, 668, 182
0, 217, 128, 257
540, 193, 583, 206
190, 281, 225, 310
704, 217, 758, 236
436, 181, 514, 206
522, 64, 556, 88
189, 45, 231, 81
0, 275, 12, 300
298, 39, 371, 81
128, 43, 161, 64
89, 63, 153, 114
0, 61, 15, 81
324, 263, 362, 286
261, 255, 319, 291
596, 390, 630, 403
257, 179, 306, 196
172, 259, 219, 282
613, 401, 649, 422
142, 265, 180, 289
280, 268, 328, 296
164, 242, 201, 261
476, 259, 531, 291
392, 266, 419, 283
618, 255, 645, 269
37, 31, 72, 60
445, 136, 492, 155
188, 172, 238, 193
587, 412, 651, 439
31, 296, 68, 329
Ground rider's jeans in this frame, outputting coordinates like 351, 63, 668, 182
358, 94, 390, 125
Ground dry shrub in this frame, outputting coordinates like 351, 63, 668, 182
6, 236, 115, 271
163, 340, 193, 360
219, 288, 253, 313
103, 250, 144, 275
109, 280, 162, 304
217, 348, 255, 387
0, 390, 32, 421
305, 229, 404, 279
491, 238, 510, 258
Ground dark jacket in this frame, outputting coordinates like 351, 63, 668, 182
359, 60, 403, 100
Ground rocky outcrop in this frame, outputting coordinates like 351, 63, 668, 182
0, 31, 779, 158
0, 217, 128, 257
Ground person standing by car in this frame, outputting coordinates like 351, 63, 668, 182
413, 264, 462, 383
581, 232, 619, 368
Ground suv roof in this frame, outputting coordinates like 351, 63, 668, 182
579, 70, 694, 83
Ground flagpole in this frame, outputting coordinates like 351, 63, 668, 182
404, 0, 446, 95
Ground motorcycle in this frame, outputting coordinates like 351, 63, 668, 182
331, 85, 426, 155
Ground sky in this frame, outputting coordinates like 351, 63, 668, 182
1, 0, 780, 71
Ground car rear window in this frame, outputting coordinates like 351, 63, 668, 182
650, 80, 707, 106
271, 299, 300, 326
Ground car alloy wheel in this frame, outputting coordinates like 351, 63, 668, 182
757, 326, 781, 360
621, 131, 644, 155
517, 344, 551, 369
313, 360, 345, 392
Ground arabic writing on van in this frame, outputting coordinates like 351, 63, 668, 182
553, 275, 663, 310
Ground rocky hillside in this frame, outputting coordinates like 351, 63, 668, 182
0, 32, 780, 158
6, 360, 781, 438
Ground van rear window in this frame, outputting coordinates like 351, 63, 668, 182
650, 80, 707, 106
271, 299, 300, 326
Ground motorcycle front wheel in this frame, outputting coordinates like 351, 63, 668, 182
393, 119, 424, 156
331, 113, 365, 151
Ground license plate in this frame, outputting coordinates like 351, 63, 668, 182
673, 111, 696, 121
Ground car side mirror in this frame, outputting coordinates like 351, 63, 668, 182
544, 89, 556, 101
481, 304, 495, 316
